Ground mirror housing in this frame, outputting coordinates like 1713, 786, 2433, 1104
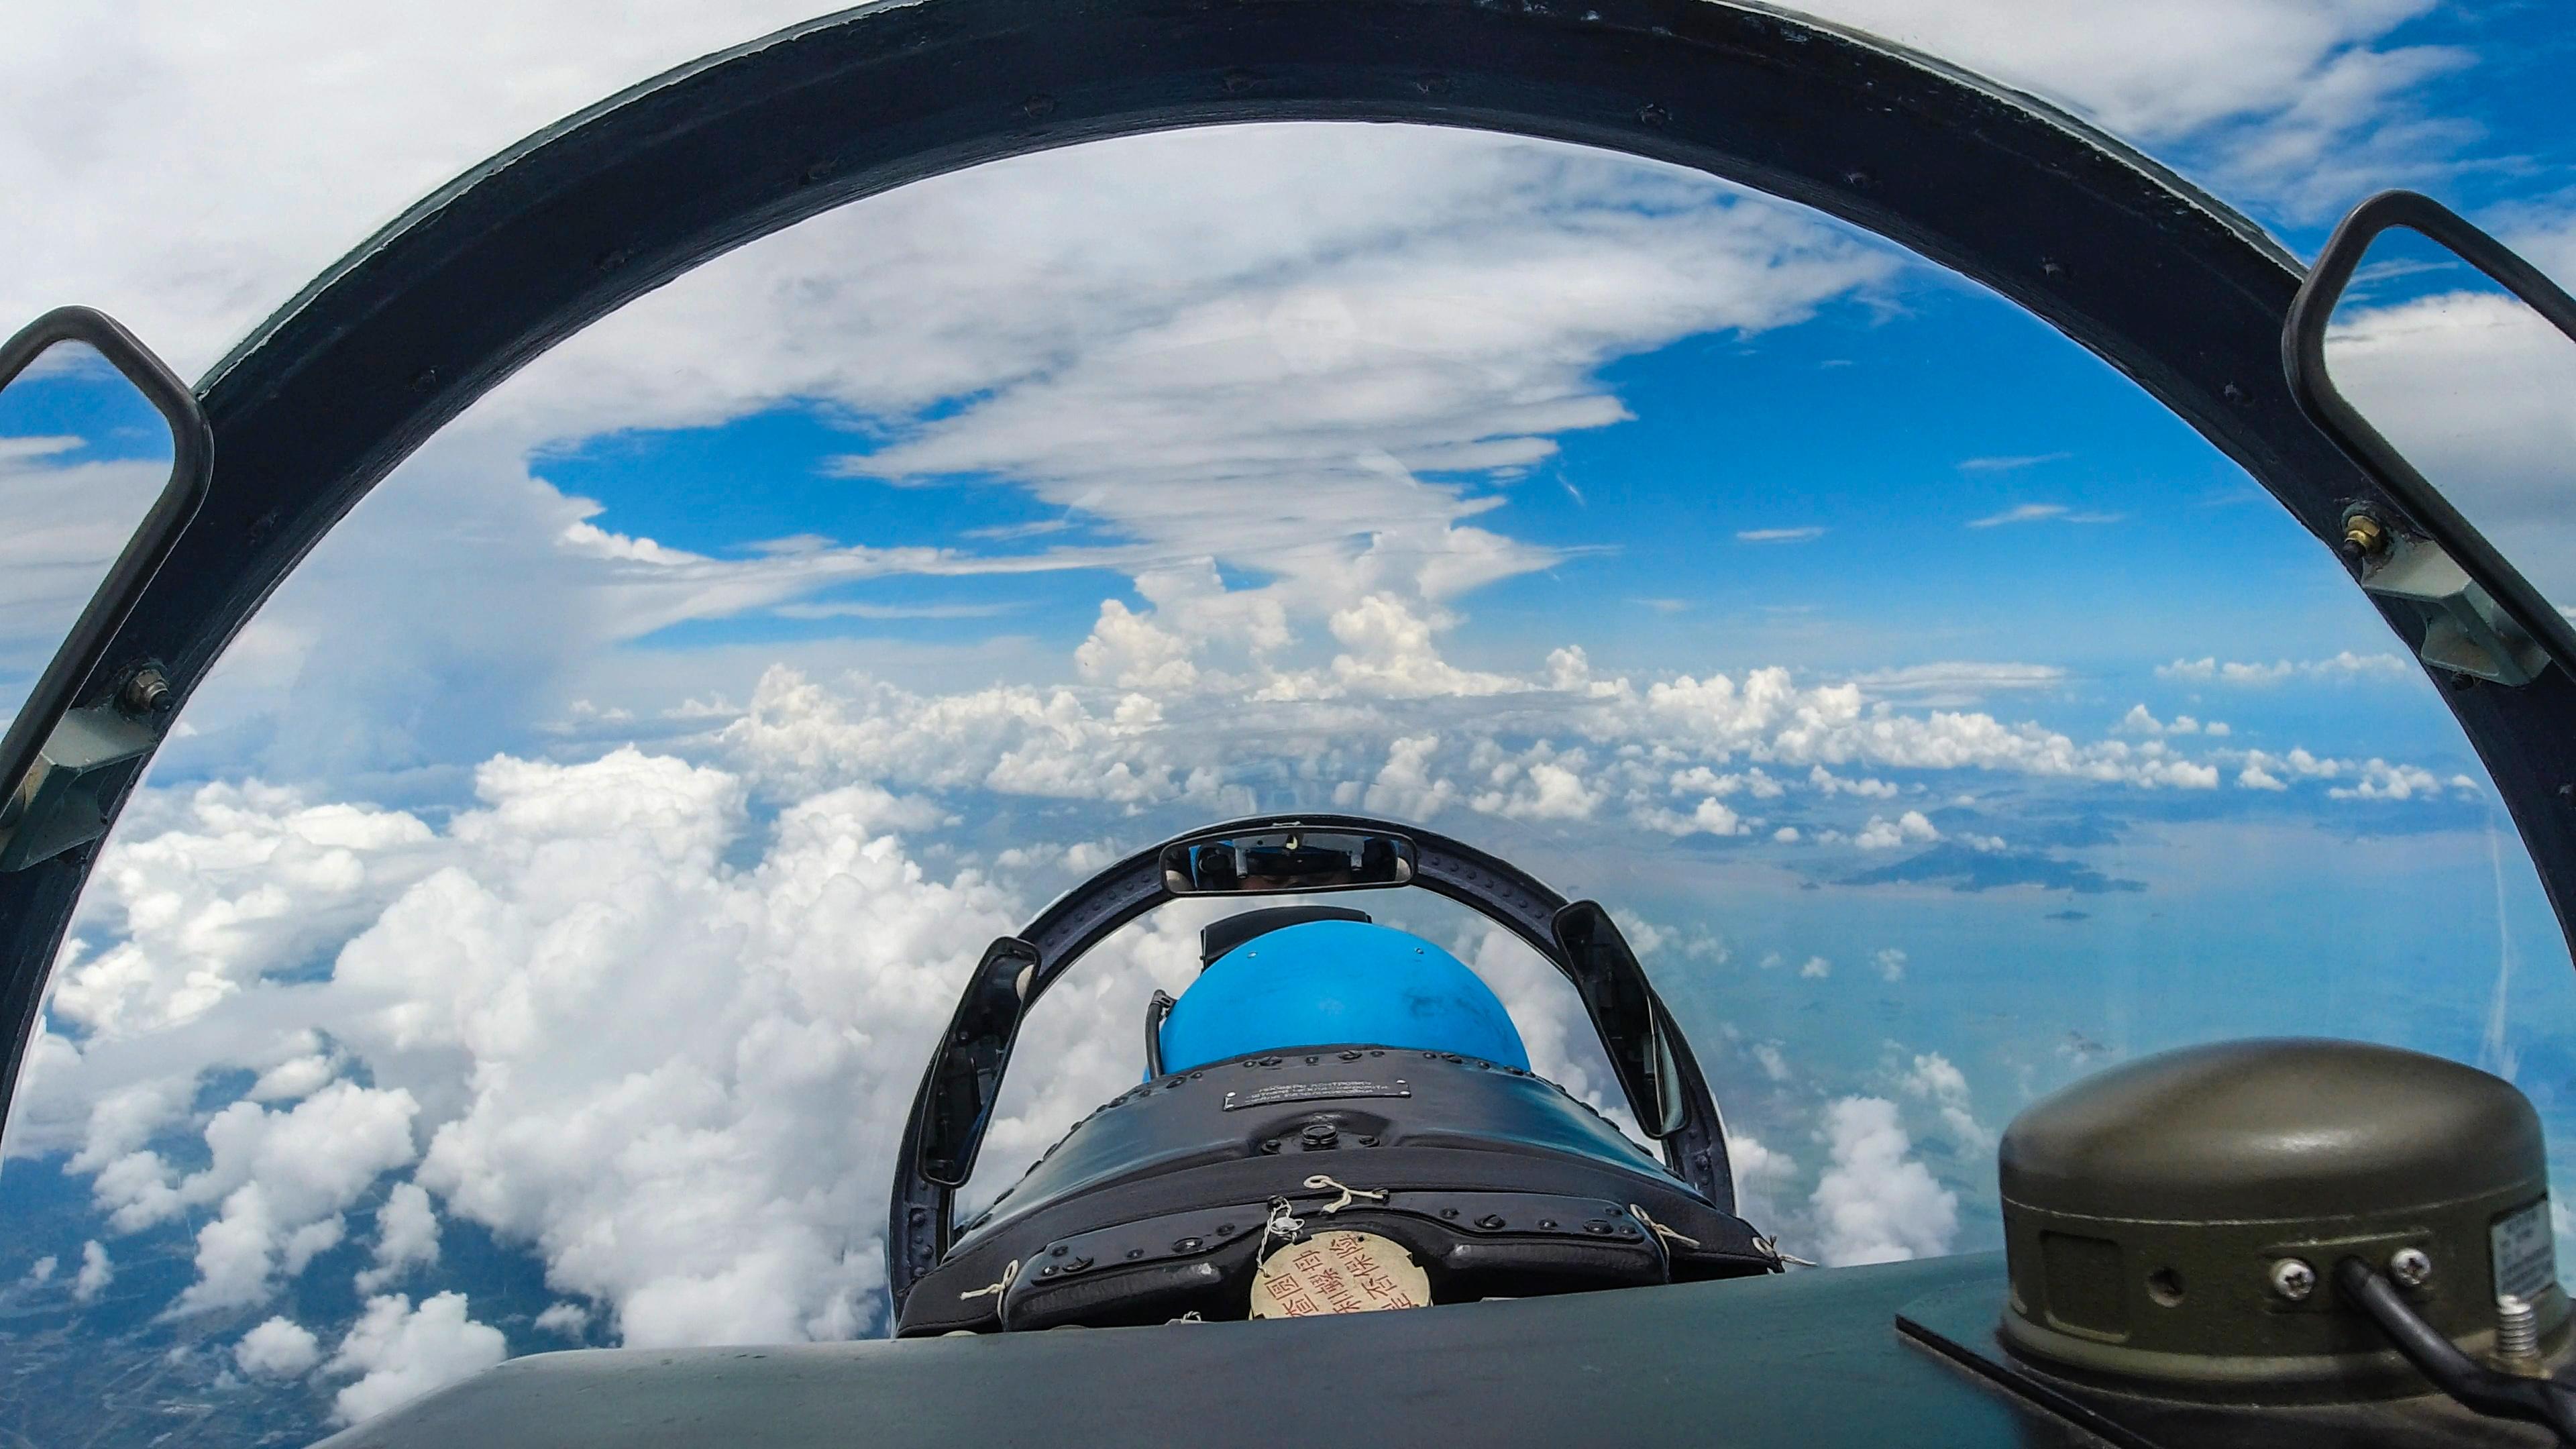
2284, 190, 2576, 685
1552, 900, 1686, 1138
916, 936, 1040, 1187
1158, 825, 1415, 896
0, 307, 209, 873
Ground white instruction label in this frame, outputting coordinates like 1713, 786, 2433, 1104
2491, 1197, 2557, 1302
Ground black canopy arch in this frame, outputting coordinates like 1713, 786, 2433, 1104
9, 0, 2576, 1120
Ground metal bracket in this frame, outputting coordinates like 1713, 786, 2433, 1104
0, 702, 159, 872
2360, 533, 2549, 686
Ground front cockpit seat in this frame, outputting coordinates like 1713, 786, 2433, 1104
897, 912, 1777, 1334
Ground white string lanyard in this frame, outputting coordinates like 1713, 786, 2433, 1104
1754, 1234, 1818, 1268
1626, 1203, 1701, 1250
1303, 1174, 1389, 1215
1260, 1197, 1307, 1255
957, 1258, 1020, 1302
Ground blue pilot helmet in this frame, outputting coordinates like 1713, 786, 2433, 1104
1157, 918, 1530, 1074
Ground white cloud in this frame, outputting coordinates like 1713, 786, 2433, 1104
1736, 527, 1827, 543
1810, 765, 1899, 799
23, 1255, 55, 1285
1809, 1096, 1959, 1266
1875, 948, 1909, 983
533, 1301, 591, 1339
1966, 503, 2127, 528
1849, 661, 2065, 706
250, 1053, 339, 1104
2116, 704, 2220, 737
46, 786, 441, 1039
325, 1293, 507, 1426
2226, 746, 2479, 801
2157, 651, 2413, 684
81, 1080, 421, 1316
1956, 451, 2072, 472
1726, 1132, 1799, 1225
0, 0, 2457, 400
1821, 0, 2467, 217
1468, 744, 1606, 823
1968, 502, 2069, 527
1854, 811, 1941, 850
1364, 735, 1458, 822
357, 1181, 441, 1294
72, 1240, 112, 1303
235, 1316, 323, 1379
1901, 1052, 1994, 1150
1799, 957, 1833, 979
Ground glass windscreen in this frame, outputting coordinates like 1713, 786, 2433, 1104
5, 124, 2570, 1442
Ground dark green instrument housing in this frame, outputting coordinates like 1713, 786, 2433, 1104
1998, 1038, 2564, 1398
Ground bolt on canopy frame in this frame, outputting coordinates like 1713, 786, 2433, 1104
4, 0, 2575, 1139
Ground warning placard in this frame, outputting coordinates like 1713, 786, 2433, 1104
1248, 1231, 1431, 1318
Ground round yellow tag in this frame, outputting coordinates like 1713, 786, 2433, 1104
1248, 1230, 1431, 1318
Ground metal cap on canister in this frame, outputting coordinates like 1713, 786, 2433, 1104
1998, 1038, 2562, 1398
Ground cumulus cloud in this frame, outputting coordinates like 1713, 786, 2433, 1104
2116, 704, 2224, 737
325, 1293, 506, 1426
1809, 1096, 1959, 1266
1855, 812, 1941, 850
2225, 746, 2479, 800
235, 1317, 322, 1379
356, 1182, 441, 1294
533, 1302, 590, 1339
1363, 735, 1458, 822
1875, 948, 1909, 983
72, 1240, 112, 1303
76, 1080, 421, 1316
1901, 1053, 1994, 1150
1727, 1132, 1799, 1226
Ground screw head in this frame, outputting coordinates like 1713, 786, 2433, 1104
2390, 1247, 2434, 1288
2269, 1257, 2318, 1301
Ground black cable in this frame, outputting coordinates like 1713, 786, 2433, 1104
2334, 1255, 2576, 1442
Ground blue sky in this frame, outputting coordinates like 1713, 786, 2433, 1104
3, 0, 2576, 1440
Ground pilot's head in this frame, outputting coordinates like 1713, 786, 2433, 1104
1155, 918, 1529, 1074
